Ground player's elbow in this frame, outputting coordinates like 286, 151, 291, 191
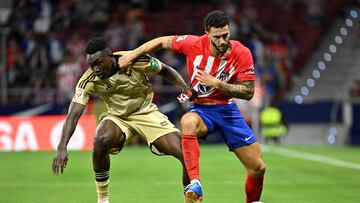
243, 91, 254, 101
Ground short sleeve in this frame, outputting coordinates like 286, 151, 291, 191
132, 55, 163, 74
236, 48, 255, 81
72, 71, 95, 105
171, 35, 199, 55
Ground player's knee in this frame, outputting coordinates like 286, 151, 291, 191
180, 114, 198, 131
94, 132, 113, 149
259, 162, 266, 175
252, 161, 266, 177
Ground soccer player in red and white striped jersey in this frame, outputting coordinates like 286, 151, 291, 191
119, 10, 266, 203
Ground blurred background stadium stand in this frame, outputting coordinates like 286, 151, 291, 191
1, 0, 360, 151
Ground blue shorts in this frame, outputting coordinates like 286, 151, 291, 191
189, 102, 257, 151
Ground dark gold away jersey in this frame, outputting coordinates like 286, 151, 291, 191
72, 51, 163, 117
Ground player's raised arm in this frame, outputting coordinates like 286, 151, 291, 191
52, 102, 85, 175
118, 36, 174, 74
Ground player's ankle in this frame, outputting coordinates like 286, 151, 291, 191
190, 179, 201, 185
95, 173, 109, 203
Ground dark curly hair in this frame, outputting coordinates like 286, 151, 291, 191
204, 10, 230, 32
84, 37, 111, 55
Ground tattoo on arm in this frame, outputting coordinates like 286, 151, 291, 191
217, 80, 255, 100
165, 37, 173, 49
134, 36, 173, 58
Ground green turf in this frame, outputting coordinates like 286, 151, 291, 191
1, 144, 360, 203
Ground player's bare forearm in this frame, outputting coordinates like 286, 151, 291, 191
159, 63, 188, 92
52, 102, 84, 175
57, 118, 77, 150
57, 102, 85, 150
133, 36, 173, 59
217, 80, 255, 100
119, 36, 174, 73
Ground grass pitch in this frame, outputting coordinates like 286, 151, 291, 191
1, 144, 360, 203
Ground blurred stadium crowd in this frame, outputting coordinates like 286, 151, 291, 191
1, 0, 356, 107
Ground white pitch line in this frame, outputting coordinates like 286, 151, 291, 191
262, 145, 360, 170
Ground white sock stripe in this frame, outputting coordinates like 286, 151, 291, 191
95, 175, 109, 179
95, 171, 109, 179
95, 171, 109, 175
95, 174, 109, 178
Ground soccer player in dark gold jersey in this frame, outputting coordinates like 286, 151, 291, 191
51, 37, 194, 203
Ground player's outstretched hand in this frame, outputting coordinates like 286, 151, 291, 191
118, 52, 135, 75
52, 149, 68, 175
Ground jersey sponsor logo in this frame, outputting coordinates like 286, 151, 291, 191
176, 35, 188, 42
198, 84, 211, 94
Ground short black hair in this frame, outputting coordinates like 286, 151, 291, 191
85, 37, 110, 55
204, 10, 230, 32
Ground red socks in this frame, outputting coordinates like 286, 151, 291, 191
182, 134, 263, 202
245, 175, 264, 203
181, 134, 200, 180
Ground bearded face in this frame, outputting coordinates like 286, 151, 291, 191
207, 25, 230, 54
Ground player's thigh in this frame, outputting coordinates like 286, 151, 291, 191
153, 132, 182, 157
180, 112, 208, 136
95, 119, 126, 149
128, 110, 180, 155
233, 142, 266, 175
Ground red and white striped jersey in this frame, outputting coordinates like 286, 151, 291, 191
172, 34, 255, 104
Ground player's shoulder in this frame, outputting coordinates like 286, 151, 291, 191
77, 68, 96, 88
231, 40, 252, 57
199, 34, 210, 44
231, 40, 251, 53
79, 68, 94, 79
174, 34, 202, 44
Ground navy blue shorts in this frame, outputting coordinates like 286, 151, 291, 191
189, 102, 257, 151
